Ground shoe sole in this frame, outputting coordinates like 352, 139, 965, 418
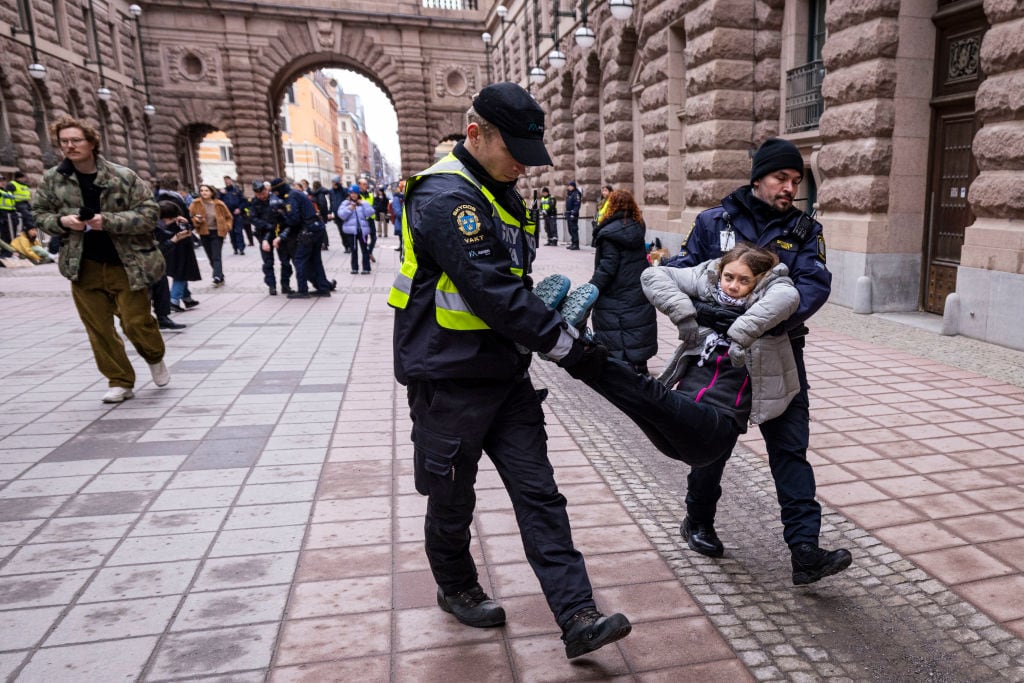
534, 274, 571, 309
680, 520, 724, 558
559, 284, 599, 329
102, 390, 134, 404
793, 551, 853, 585
436, 590, 506, 628
565, 614, 632, 659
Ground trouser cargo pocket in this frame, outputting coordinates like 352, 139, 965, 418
412, 424, 461, 496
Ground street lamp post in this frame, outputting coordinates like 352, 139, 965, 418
128, 4, 155, 116
496, 5, 509, 80
481, 32, 492, 83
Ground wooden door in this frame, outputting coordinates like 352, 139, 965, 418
923, 5, 987, 314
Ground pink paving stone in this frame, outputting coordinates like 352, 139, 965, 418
839, 459, 915, 480
585, 550, 680, 588
507, 632, 630, 680
597, 580, 703, 623
899, 454, 967, 474
498, 593, 564, 639
1006, 618, 1024, 640
933, 398, 986, 410
953, 575, 1024, 622
275, 612, 391, 665
849, 403, 904, 417
573, 524, 656, 555
963, 485, 1024, 512
304, 518, 392, 549
813, 464, 860, 485
987, 464, 1024, 485
618, 616, 736, 671
872, 441, 939, 458
394, 642, 515, 682
871, 475, 951, 498
393, 605, 506, 651
981, 538, 1024, 570
940, 420, 999, 436
846, 427, 915, 446
940, 513, 1024, 543
873, 521, 967, 554
958, 406, 1013, 420
950, 451, 1020, 468
814, 445, 884, 464
870, 413, 928, 429
287, 575, 392, 619
392, 569, 437, 610
904, 492, 988, 519
970, 431, 1024, 449
820, 417, 885, 432
842, 500, 927, 530
817, 481, 890, 507
926, 468, 1007, 492
807, 432, 860, 448
491, 561, 544, 598
270, 655, 391, 683
921, 435, 997, 453
892, 424, 958, 440
480, 532, 532, 565
814, 407, 863, 421
295, 544, 391, 583
909, 545, 1014, 585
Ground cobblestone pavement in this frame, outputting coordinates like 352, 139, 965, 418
0, 241, 1022, 681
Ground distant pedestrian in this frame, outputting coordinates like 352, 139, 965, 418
338, 184, 374, 274
189, 184, 231, 287
538, 186, 558, 245
588, 189, 657, 374
564, 180, 581, 250
33, 115, 170, 403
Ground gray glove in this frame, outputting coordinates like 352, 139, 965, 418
728, 341, 747, 368
677, 318, 699, 347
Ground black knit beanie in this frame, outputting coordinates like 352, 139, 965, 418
750, 138, 804, 182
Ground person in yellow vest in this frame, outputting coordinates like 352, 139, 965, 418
10, 172, 35, 230
0, 174, 17, 260
538, 185, 558, 245
596, 184, 613, 224
388, 81, 631, 660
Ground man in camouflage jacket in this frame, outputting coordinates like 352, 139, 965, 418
33, 115, 170, 403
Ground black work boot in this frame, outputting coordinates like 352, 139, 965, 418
561, 607, 632, 659
791, 542, 853, 585
436, 584, 506, 628
681, 517, 724, 558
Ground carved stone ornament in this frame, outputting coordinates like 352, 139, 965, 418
434, 65, 476, 99
165, 45, 218, 86
948, 36, 980, 82
316, 19, 334, 49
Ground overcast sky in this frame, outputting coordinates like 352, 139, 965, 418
326, 69, 401, 169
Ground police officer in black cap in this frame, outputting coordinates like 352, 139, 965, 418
388, 82, 630, 659
248, 180, 292, 295
667, 137, 851, 585
269, 178, 334, 299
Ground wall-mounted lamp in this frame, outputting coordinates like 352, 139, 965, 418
548, 48, 566, 68
126, 4, 156, 116
12, 1, 47, 81
608, 0, 634, 20
27, 63, 47, 80
481, 31, 493, 82
97, 86, 113, 102
529, 66, 545, 84
574, 25, 596, 48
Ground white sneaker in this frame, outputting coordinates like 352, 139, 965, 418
102, 387, 134, 403
148, 360, 170, 387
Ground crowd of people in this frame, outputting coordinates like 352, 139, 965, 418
23, 84, 851, 662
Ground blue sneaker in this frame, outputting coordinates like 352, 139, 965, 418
534, 274, 571, 309
559, 284, 599, 330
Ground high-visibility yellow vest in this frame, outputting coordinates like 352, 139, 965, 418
9, 181, 31, 203
540, 196, 554, 213
0, 190, 15, 212
388, 153, 535, 331
597, 198, 609, 223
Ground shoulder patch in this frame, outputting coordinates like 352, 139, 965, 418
817, 234, 827, 263
680, 220, 695, 248
452, 204, 481, 237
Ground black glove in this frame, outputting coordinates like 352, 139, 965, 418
693, 301, 742, 335
558, 339, 608, 382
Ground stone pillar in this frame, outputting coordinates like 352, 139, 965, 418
598, 17, 637, 194
681, 0, 780, 221
572, 55, 602, 216
816, 0, 930, 312
955, 2, 1024, 349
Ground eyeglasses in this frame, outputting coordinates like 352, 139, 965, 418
59, 137, 87, 147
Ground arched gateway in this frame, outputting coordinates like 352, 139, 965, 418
140, 0, 488, 184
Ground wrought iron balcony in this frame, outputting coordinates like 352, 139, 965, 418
785, 60, 825, 133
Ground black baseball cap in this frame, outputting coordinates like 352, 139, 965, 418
473, 82, 552, 167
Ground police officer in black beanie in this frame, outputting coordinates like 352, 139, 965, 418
666, 137, 852, 586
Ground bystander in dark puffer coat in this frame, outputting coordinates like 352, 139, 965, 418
588, 209, 658, 371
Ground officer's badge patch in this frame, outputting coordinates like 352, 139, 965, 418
453, 205, 481, 237
775, 239, 794, 251
817, 234, 827, 263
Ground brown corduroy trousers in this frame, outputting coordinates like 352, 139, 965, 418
71, 260, 165, 389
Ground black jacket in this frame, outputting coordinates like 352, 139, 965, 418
154, 220, 201, 282
392, 142, 564, 384
589, 211, 658, 364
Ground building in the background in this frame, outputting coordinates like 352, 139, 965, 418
196, 131, 236, 186
335, 89, 368, 187
279, 71, 338, 186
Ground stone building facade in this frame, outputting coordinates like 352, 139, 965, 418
2, 0, 1021, 350
493, 0, 1023, 350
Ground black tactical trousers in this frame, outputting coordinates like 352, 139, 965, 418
408, 374, 595, 628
